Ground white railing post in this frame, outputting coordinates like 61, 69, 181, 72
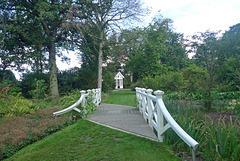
90, 89, 95, 104
141, 88, 148, 121
95, 89, 99, 105
154, 90, 165, 142
146, 89, 153, 127
87, 89, 92, 95
135, 87, 139, 108
135, 87, 142, 113
80, 90, 87, 107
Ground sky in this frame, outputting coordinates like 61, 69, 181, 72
58, 0, 240, 70
142, 0, 240, 36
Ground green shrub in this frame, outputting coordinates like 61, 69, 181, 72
102, 72, 115, 93
165, 91, 240, 101
12, 99, 38, 115
0, 79, 22, 96
58, 90, 97, 117
84, 93, 97, 116
130, 81, 144, 91
212, 91, 240, 100
142, 72, 184, 92
165, 92, 203, 100
0, 70, 17, 82
20, 72, 49, 98
58, 90, 81, 109
182, 64, 208, 93
29, 79, 48, 99
0, 85, 38, 116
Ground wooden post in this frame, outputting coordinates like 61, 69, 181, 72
154, 90, 164, 142
146, 89, 153, 127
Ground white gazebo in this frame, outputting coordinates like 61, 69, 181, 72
114, 72, 125, 89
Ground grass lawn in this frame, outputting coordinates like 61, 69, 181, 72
103, 90, 137, 107
7, 119, 178, 161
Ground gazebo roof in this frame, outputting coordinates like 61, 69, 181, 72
114, 72, 124, 79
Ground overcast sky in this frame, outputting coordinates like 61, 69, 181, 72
57, 0, 240, 71
142, 0, 240, 36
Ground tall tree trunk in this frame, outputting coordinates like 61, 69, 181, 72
98, 30, 103, 91
35, 53, 40, 73
48, 39, 59, 99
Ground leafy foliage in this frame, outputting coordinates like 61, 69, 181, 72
0, 88, 38, 116
58, 90, 82, 110
215, 56, 240, 91
126, 14, 187, 81
0, 79, 36, 116
0, 70, 16, 82
102, 71, 115, 93
143, 72, 184, 92
29, 79, 48, 99
165, 91, 240, 101
58, 67, 82, 94
20, 72, 49, 98
58, 89, 97, 118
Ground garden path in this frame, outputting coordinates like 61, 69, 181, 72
87, 103, 158, 141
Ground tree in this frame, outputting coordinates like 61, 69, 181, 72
0, 10, 30, 71
0, 0, 74, 98
107, 28, 143, 68
215, 55, 240, 91
219, 23, 240, 60
72, 0, 148, 91
161, 32, 188, 71
126, 14, 186, 81
215, 23, 240, 91
191, 30, 220, 110
58, 67, 82, 94
76, 24, 100, 90
182, 64, 208, 93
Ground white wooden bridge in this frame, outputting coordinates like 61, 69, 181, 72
53, 87, 199, 161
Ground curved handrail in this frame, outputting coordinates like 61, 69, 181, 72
136, 87, 199, 160
157, 98, 198, 149
53, 88, 101, 117
53, 92, 88, 116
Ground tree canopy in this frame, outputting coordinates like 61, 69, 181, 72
0, 0, 75, 98
0, 1, 239, 100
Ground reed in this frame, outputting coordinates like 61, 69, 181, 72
164, 99, 240, 160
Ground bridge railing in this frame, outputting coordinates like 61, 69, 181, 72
53, 88, 101, 117
136, 87, 198, 161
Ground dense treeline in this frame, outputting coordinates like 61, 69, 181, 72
0, 1, 239, 102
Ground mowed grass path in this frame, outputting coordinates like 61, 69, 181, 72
103, 90, 137, 107
7, 120, 178, 161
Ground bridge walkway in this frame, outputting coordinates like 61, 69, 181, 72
87, 103, 158, 141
